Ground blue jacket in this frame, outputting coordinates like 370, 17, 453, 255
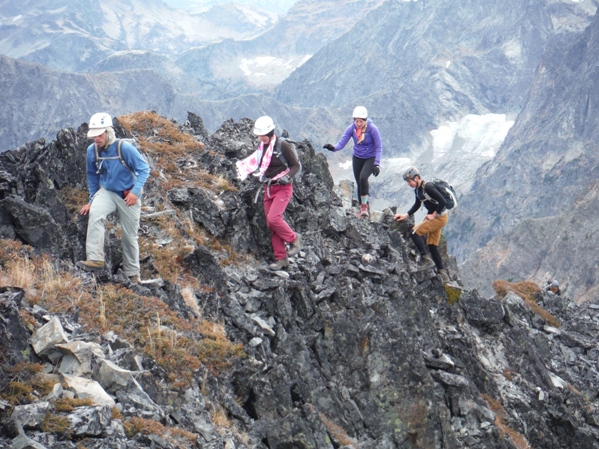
86, 140, 150, 202
333, 120, 383, 165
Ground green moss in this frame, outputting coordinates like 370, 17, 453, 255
445, 284, 462, 305
20, 348, 31, 360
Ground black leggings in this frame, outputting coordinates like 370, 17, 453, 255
411, 234, 444, 270
352, 156, 375, 199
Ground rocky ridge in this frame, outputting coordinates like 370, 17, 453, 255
1, 113, 599, 448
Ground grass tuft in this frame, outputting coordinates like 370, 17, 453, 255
123, 416, 197, 444
319, 412, 356, 447
0, 363, 54, 406
483, 394, 531, 449
42, 413, 70, 433
54, 398, 94, 412
445, 283, 462, 305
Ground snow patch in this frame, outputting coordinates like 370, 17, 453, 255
235, 4, 277, 27
384, 157, 412, 171
503, 40, 522, 61
427, 113, 514, 196
239, 54, 312, 86
338, 159, 353, 170
377, 114, 514, 215
430, 114, 513, 162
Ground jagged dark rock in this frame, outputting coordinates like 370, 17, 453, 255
1, 112, 599, 448
0, 287, 31, 366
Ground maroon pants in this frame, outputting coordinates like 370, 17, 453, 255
263, 184, 297, 261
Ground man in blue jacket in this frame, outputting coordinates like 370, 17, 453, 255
77, 113, 150, 282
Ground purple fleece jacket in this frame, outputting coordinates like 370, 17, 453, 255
333, 120, 383, 165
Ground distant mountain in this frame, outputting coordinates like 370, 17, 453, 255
173, 0, 387, 94
450, 10, 599, 301
85, 50, 230, 100
161, 0, 295, 15
277, 0, 589, 148
275, 0, 595, 213
0, 0, 277, 72
0, 53, 348, 152
0, 55, 179, 150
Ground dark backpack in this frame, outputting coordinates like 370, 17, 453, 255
423, 179, 458, 210
273, 138, 302, 180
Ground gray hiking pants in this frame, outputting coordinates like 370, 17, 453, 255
86, 187, 141, 276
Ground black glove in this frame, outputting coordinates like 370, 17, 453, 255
372, 165, 380, 177
277, 175, 291, 185
323, 144, 335, 151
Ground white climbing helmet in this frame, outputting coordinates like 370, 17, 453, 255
253, 116, 276, 136
87, 112, 113, 137
352, 106, 368, 119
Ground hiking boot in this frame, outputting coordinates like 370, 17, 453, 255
77, 260, 105, 272
129, 275, 141, 283
269, 258, 289, 271
437, 269, 450, 284
359, 203, 369, 218
288, 233, 302, 257
419, 254, 435, 269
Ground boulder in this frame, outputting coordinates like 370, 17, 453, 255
61, 375, 115, 407
31, 317, 69, 363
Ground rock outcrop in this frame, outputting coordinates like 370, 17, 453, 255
1, 112, 599, 449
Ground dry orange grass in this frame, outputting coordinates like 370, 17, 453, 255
319, 412, 356, 447
139, 211, 205, 283
181, 286, 201, 318
124, 416, 197, 444
211, 406, 232, 433
1, 257, 35, 290
139, 205, 246, 281
1, 363, 54, 406
75, 284, 244, 386
0, 238, 245, 389
493, 280, 560, 327
483, 395, 531, 449
34, 257, 85, 308
56, 186, 89, 216
118, 111, 236, 194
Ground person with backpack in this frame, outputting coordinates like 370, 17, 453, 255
236, 116, 301, 271
394, 166, 450, 284
77, 113, 150, 283
323, 106, 383, 218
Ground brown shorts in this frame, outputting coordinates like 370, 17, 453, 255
413, 214, 449, 246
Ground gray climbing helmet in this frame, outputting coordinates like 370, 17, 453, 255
402, 166, 420, 181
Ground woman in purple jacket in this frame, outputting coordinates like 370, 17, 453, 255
324, 106, 383, 218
